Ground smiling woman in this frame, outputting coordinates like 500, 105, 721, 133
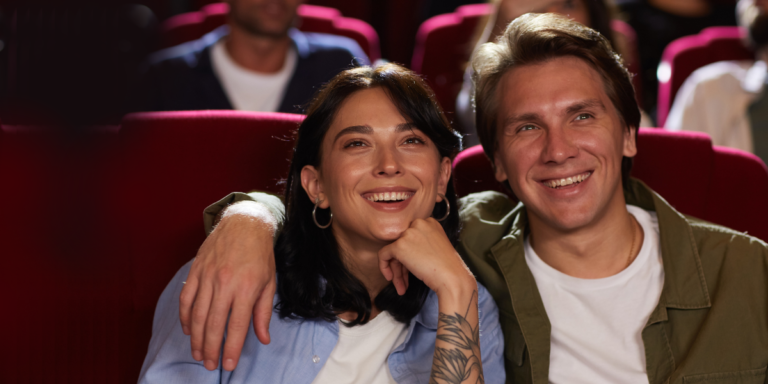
138, 63, 506, 384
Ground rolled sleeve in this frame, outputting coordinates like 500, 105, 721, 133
203, 191, 286, 236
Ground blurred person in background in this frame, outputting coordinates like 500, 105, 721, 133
665, 0, 768, 165
131, 0, 369, 113
618, 0, 738, 120
455, 0, 649, 147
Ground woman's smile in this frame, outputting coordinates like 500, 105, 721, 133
361, 187, 416, 212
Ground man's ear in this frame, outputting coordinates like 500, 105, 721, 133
493, 151, 509, 183
623, 125, 638, 158
436, 157, 452, 201
300, 165, 329, 208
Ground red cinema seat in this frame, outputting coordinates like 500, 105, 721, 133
411, 4, 642, 116
0, 125, 131, 384
102, 111, 303, 382
161, 3, 381, 61
411, 4, 490, 117
657, 26, 754, 127
452, 128, 768, 242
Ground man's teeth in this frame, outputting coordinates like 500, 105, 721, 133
546, 172, 591, 188
366, 192, 413, 202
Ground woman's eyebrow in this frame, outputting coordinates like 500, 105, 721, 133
334, 124, 373, 143
395, 122, 419, 132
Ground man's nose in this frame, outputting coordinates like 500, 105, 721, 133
542, 127, 578, 164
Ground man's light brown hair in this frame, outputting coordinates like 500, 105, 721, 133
472, 12, 640, 188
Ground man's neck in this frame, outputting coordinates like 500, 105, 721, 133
224, 22, 292, 74
528, 189, 644, 279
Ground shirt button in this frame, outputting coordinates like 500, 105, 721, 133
312, 355, 320, 364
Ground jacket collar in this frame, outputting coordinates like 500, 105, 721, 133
496, 178, 712, 383
622, 178, 712, 325
504, 178, 712, 320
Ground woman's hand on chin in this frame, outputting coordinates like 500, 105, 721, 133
378, 218, 477, 297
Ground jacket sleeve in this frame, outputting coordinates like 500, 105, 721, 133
203, 191, 286, 236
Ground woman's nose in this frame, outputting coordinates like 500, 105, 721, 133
374, 147, 403, 176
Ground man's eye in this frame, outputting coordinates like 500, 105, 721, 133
575, 113, 592, 121
344, 140, 366, 148
518, 125, 537, 132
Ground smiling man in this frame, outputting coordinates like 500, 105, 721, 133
178, 13, 768, 383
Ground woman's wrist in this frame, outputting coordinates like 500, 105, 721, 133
434, 274, 478, 304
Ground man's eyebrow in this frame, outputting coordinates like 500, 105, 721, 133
565, 99, 606, 115
334, 124, 373, 143
502, 112, 542, 127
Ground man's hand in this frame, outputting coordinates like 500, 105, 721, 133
179, 201, 278, 372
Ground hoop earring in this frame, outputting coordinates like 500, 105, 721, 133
313, 197, 333, 229
436, 193, 450, 222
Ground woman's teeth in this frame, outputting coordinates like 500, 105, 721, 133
545, 172, 591, 189
366, 192, 413, 202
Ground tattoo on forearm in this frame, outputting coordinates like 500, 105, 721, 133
430, 290, 484, 384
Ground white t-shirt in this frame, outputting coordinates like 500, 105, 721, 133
210, 39, 298, 112
524, 205, 664, 384
312, 310, 409, 384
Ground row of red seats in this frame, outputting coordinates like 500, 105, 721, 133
1, 111, 766, 383
160, 3, 752, 121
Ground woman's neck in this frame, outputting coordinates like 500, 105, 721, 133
332, 227, 392, 321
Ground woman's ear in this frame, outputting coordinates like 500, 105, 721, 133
300, 165, 329, 208
436, 156, 452, 201
623, 125, 638, 158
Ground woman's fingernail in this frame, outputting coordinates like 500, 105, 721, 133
224, 358, 235, 371
204, 360, 216, 370
192, 350, 203, 361
182, 326, 190, 335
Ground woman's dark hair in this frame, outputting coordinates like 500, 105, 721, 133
274, 63, 463, 326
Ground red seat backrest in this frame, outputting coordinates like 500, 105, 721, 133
411, 4, 643, 116
103, 110, 303, 381
161, 3, 380, 61
657, 26, 754, 127
0, 125, 133, 384
452, 128, 768, 241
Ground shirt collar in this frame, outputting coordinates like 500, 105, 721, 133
742, 60, 767, 94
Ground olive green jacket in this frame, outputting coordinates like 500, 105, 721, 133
205, 178, 768, 383
458, 178, 768, 384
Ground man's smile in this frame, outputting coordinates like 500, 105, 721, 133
541, 171, 592, 189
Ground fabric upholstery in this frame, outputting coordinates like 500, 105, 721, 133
161, 3, 381, 61
104, 111, 304, 381
452, 128, 768, 241
657, 26, 754, 127
0, 112, 303, 383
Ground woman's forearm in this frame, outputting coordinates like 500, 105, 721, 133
431, 280, 484, 384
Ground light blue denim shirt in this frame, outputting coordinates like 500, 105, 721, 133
139, 261, 506, 383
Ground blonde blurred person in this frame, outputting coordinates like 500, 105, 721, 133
455, 0, 649, 147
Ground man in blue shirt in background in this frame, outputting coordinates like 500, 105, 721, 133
132, 0, 369, 113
